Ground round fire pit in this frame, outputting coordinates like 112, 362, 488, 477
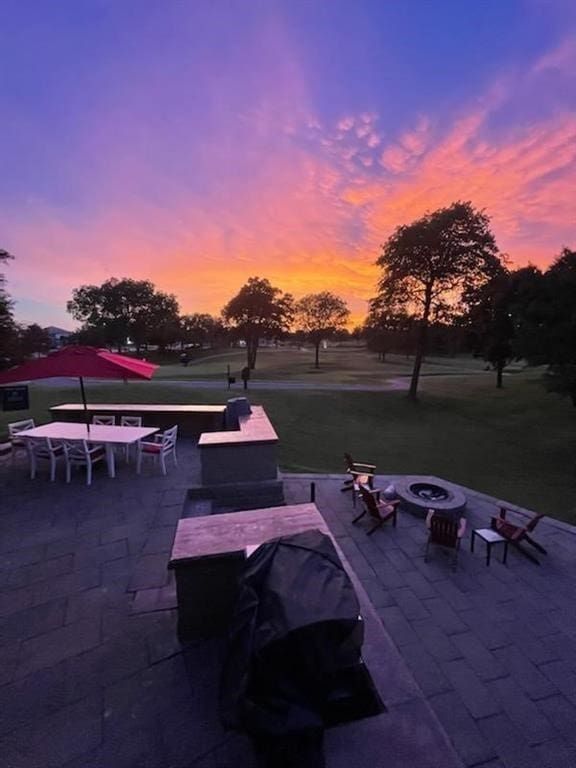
394, 476, 466, 518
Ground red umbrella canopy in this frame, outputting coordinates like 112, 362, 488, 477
0, 346, 157, 384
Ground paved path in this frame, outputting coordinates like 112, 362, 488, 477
31, 374, 498, 393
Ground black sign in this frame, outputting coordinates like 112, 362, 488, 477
1, 385, 30, 412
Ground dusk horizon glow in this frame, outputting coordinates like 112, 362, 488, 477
1, 0, 575, 329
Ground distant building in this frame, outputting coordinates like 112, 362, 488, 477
44, 326, 73, 349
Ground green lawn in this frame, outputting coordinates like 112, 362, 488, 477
153, 346, 526, 384
2, 371, 575, 523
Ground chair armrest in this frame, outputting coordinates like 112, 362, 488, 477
425, 509, 435, 529
352, 470, 375, 479
458, 518, 467, 538
139, 440, 159, 449
379, 498, 400, 509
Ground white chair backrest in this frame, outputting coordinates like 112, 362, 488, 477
162, 425, 178, 449
121, 415, 142, 427
29, 436, 58, 455
63, 439, 90, 459
93, 415, 115, 425
8, 419, 35, 437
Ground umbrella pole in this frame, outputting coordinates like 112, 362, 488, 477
79, 376, 90, 431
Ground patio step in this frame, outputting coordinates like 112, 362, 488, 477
186, 479, 285, 513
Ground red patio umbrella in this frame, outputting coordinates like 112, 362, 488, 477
0, 346, 158, 427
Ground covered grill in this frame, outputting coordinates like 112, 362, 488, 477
219, 529, 383, 767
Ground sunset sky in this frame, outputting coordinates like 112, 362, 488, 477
1, 0, 575, 329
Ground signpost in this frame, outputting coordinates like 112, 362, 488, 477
1, 385, 30, 411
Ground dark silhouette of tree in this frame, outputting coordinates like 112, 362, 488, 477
180, 313, 225, 350
374, 201, 503, 400
67, 278, 179, 352
0, 249, 17, 367
295, 291, 350, 368
363, 294, 415, 362
143, 292, 181, 352
18, 324, 51, 358
222, 277, 293, 369
464, 270, 515, 388
514, 250, 576, 406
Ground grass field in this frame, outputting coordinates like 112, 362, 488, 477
153, 346, 526, 384
1, 349, 574, 522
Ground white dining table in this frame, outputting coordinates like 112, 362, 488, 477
18, 421, 159, 479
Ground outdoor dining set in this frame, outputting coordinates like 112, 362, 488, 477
0, 346, 183, 485
8, 416, 179, 485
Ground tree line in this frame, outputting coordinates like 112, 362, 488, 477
364, 200, 576, 403
2, 199, 575, 406
65, 276, 350, 371
0, 257, 351, 371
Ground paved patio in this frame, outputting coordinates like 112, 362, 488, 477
1, 445, 576, 767
284, 475, 576, 768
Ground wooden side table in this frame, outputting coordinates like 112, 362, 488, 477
471, 528, 508, 566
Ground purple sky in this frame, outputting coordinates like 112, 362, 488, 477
1, 0, 575, 327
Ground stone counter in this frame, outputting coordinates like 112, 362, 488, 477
198, 405, 279, 485
51, 403, 226, 438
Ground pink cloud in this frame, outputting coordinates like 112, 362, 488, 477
532, 36, 576, 74
4, 39, 576, 329
337, 116, 355, 131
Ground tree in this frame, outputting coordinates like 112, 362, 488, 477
18, 324, 52, 358
67, 278, 179, 352
374, 201, 503, 400
516, 249, 576, 405
294, 292, 350, 368
142, 292, 181, 352
222, 277, 293, 369
180, 313, 225, 350
363, 295, 415, 362
465, 270, 515, 388
0, 249, 18, 367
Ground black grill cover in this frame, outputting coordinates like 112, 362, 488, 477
219, 529, 363, 737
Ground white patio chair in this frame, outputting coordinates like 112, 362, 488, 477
136, 425, 178, 476
26, 437, 64, 482
92, 414, 116, 425
62, 439, 106, 486
90, 414, 116, 452
120, 415, 143, 461
8, 418, 35, 464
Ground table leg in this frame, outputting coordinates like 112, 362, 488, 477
471, 530, 476, 553
503, 541, 508, 565
486, 542, 491, 566
105, 445, 116, 478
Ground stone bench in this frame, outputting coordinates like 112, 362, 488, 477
168, 503, 328, 638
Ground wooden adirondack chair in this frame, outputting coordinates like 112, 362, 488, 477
353, 484, 400, 535
490, 507, 547, 565
341, 453, 376, 507
425, 511, 466, 570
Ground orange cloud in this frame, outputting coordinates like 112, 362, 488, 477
3, 41, 576, 329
